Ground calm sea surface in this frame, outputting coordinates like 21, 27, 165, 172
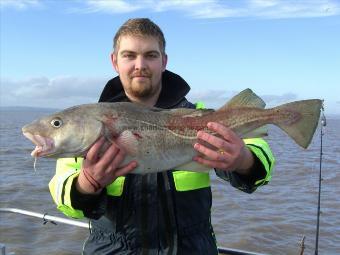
0, 108, 339, 255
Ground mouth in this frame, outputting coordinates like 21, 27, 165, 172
23, 132, 55, 157
132, 75, 150, 79
131, 71, 151, 79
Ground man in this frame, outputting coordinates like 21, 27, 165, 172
49, 18, 274, 255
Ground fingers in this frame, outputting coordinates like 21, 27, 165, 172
194, 142, 228, 161
115, 161, 138, 177
97, 142, 122, 170
83, 136, 138, 184
193, 122, 244, 171
193, 142, 236, 170
102, 145, 132, 174
196, 131, 232, 153
206, 122, 239, 144
196, 122, 238, 155
86, 137, 106, 161
97, 140, 112, 157
193, 155, 229, 169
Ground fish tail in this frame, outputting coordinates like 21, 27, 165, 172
271, 99, 322, 148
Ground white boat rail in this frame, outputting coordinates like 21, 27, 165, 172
0, 207, 89, 228
1, 207, 272, 255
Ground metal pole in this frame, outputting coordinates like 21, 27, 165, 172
0, 208, 89, 229
217, 247, 268, 255
314, 108, 326, 255
1, 208, 273, 255
0, 243, 5, 255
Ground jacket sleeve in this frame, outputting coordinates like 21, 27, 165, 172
49, 158, 107, 219
215, 138, 275, 194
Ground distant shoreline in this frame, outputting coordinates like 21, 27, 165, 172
0, 106, 60, 112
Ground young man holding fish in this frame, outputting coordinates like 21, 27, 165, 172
49, 18, 275, 254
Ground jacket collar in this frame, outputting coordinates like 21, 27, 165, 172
98, 70, 191, 109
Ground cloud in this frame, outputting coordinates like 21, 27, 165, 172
2, 0, 339, 19
0, 0, 41, 10
0, 76, 237, 110
248, 0, 340, 19
74, 0, 143, 14
0, 78, 328, 114
0, 76, 108, 109
187, 89, 233, 109
76, 0, 340, 19
260, 92, 298, 106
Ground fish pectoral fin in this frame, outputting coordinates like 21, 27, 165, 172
218, 88, 266, 111
116, 130, 140, 155
175, 161, 212, 172
240, 126, 268, 139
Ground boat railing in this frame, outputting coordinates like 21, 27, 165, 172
0, 207, 269, 255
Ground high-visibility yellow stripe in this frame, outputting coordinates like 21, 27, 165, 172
57, 205, 84, 219
172, 171, 210, 191
52, 158, 83, 205
244, 138, 275, 186
106, 176, 125, 196
64, 172, 79, 207
195, 101, 205, 109
49, 158, 84, 219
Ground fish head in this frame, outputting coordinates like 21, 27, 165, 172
22, 106, 103, 158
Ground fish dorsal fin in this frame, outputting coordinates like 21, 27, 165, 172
218, 88, 266, 111
169, 108, 215, 118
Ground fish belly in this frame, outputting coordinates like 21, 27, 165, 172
124, 145, 196, 174
118, 128, 197, 174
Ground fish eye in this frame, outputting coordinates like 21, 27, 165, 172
51, 118, 63, 128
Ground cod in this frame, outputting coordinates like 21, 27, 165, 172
22, 89, 322, 174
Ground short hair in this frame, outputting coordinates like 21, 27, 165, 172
113, 18, 166, 53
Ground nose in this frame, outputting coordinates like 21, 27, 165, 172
135, 55, 147, 70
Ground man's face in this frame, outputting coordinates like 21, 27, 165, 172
111, 35, 167, 99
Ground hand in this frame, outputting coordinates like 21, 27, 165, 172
193, 122, 254, 175
76, 137, 138, 194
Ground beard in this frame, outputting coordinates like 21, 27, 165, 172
127, 70, 161, 99
129, 78, 153, 98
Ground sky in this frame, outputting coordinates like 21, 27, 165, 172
1, 0, 340, 116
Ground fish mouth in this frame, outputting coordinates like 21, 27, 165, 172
23, 132, 55, 157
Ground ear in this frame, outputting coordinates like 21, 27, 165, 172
162, 54, 168, 72
111, 53, 119, 72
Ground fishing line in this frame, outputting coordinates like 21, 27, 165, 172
314, 103, 326, 255
33, 157, 38, 172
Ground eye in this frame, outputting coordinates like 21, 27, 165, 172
122, 53, 135, 59
51, 118, 63, 128
147, 53, 158, 58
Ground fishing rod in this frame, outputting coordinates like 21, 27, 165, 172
314, 105, 326, 255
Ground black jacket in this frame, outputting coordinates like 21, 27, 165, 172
71, 70, 265, 255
